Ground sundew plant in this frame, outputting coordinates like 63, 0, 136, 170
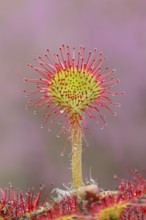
24, 45, 122, 189
1, 45, 146, 220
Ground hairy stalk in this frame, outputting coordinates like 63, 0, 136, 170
71, 127, 84, 189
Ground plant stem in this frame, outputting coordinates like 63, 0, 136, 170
71, 127, 84, 189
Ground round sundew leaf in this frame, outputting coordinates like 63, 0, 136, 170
24, 45, 121, 140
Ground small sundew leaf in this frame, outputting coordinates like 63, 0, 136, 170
97, 202, 128, 220
54, 215, 76, 220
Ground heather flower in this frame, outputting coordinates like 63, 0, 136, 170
24, 45, 122, 189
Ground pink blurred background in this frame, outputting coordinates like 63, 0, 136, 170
0, 0, 146, 190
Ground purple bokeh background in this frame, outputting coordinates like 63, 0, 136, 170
0, 0, 146, 190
